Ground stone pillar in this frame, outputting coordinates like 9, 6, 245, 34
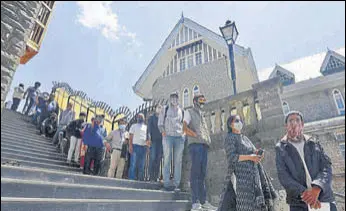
252, 77, 285, 132
1, 1, 41, 113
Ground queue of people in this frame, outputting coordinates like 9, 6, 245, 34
7, 81, 337, 211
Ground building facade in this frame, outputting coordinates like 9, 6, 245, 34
133, 15, 259, 107
1, 1, 55, 112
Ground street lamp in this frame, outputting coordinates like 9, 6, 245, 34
220, 20, 239, 95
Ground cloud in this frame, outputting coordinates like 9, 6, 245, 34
76, 1, 140, 47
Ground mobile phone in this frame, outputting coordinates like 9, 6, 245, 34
257, 149, 264, 156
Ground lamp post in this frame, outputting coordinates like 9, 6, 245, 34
220, 20, 239, 95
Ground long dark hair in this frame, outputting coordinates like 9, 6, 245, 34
227, 115, 241, 134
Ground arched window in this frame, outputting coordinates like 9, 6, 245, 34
193, 85, 200, 97
333, 89, 345, 115
242, 104, 251, 125
255, 100, 262, 121
183, 88, 189, 108
282, 101, 290, 115
210, 111, 216, 133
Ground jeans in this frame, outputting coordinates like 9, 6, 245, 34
83, 146, 104, 175
149, 138, 163, 182
163, 135, 185, 188
289, 202, 337, 211
11, 98, 21, 111
129, 144, 147, 181
189, 143, 208, 204
53, 125, 65, 145
67, 136, 82, 163
24, 97, 35, 115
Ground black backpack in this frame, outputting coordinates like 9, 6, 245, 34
164, 105, 184, 123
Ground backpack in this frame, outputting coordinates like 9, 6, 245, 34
164, 105, 184, 123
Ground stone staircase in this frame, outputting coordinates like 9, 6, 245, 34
1, 109, 191, 211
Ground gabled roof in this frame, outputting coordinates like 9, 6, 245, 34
259, 47, 345, 82
133, 15, 247, 98
269, 64, 295, 79
320, 49, 345, 73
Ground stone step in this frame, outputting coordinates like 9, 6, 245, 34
1, 147, 66, 161
1, 142, 62, 154
1, 119, 37, 127
1, 151, 72, 166
1, 165, 162, 190
1, 157, 80, 172
1, 124, 42, 136
1, 131, 51, 143
1, 139, 58, 153
1, 178, 190, 201
0, 197, 191, 211
1, 134, 56, 148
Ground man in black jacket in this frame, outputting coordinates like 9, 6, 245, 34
66, 112, 86, 166
275, 111, 336, 211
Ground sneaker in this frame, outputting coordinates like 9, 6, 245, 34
191, 203, 202, 211
201, 201, 217, 211
174, 187, 181, 192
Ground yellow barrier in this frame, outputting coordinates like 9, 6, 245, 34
54, 88, 125, 133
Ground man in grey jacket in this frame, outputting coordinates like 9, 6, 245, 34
184, 94, 216, 211
158, 92, 185, 191
275, 111, 336, 211
52, 103, 75, 146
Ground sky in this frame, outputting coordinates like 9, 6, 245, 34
7, 1, 345, 111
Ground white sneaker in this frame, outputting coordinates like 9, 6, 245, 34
201, 201, 217, 211
191, 203, 202, 211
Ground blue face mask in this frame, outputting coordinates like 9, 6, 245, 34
138, 118, 144, 124
119, 125, 126, 131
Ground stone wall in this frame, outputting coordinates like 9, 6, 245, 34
1, 1, 41, 112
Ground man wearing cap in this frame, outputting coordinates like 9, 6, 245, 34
158, 92, 185, 191
275, 111, 336, 211
52, 102, 75, 146
66, 112, 87, 166
83, 115, 111, 175
105, 117, 129, 178
128, 113, 148, 181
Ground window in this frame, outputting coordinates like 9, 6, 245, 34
255, 100, 262, 121
213, 49, 217, 61
221, 110, 226, 131
183, 89, 189, 108
178, 51, 181, 58
174, 55, 177, 73
166, 66, 169, 76
340, 143, 345, 160
170, 60, 173, 74
326, 56, 345, 71
187, 55, 194, 68
210, 112, 216, 133
37, 4, 51, 25
163, 69, 166, 77
195, 52, 202, 65
243, 104, 251, 125
208, 46, 213, 62
334, 131, 345, 142
180, 58, 186, 72
231, 107, 237, 115
193, 85, 199, 96
333, 89, 345, 115
203, 43, 208, 63
44, 1, 55, 9
218, 51, 222, 59
179, 28, 183, 45
30, 22, 45, 45
193, 31, 197, 39
184, 26, 188, 44
189, 28, 193, 41
282, 101, 290, 115
198, 43, 202, 51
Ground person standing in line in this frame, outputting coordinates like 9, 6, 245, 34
66, 112, 86, 166
158, 92, 185, 192
11, 83, 25, 112
275, 111, 336, 211
83, 115, 111, 175
147, 104, 163, 182
52, 102, 75, 146
183, 94, 217, 211
38, 93, 58, 133
128, 113, 148, 181
105, 117, 128, 178
23, 81, 41, 115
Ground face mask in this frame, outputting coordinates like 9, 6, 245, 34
155, 108, 162, 114
199, 104, 204, 109
119, 125, 126, 131
233, 121, 243, 132
138, 118, 144, 124
170, 98, 178, 106
287, 124, 303, 141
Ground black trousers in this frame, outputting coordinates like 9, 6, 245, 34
11, 98, 21, 111
24, 98, 35, 115
83, 146, 104, 175
290, 202, 337, 211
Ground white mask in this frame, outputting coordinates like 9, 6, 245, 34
233, 121, 243, 132
199, 104, 204, 109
